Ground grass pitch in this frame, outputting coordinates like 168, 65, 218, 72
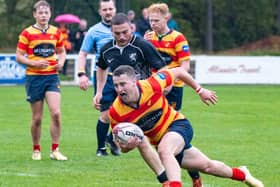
0, 85, 279, 187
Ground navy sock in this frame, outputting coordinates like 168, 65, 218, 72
107, 131, 114, 145
96, 120, 109, 150
188, 171, 200, 179
157, 171, 168, 183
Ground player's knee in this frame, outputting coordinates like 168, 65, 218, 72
99, 112, 110, 123
32, 115, 42, 126
202, 160, 222, 173
51, 110, 61, 122
157, 145, 171, 160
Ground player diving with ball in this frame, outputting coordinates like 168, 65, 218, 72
108, 65, 264, 187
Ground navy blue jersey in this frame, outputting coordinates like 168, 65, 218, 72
97, 35, 166, 80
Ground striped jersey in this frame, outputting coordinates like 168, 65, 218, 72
17, 25, 64, 75
109, 70, 185, 145
149, 30, 190, 87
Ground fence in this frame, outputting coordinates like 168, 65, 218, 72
1, 54, 280, 85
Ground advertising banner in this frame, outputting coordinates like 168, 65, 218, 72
0, 55, 26, 84
193, 56, 280, 84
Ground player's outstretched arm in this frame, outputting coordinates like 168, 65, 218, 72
170, 67, 218, 105
138, 136, 166, 176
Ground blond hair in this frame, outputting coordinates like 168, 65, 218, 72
33, 0, 50, 12
148, 3, 169, 17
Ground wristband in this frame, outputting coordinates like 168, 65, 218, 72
77, 72, 86, 77
196, 86, 204, 94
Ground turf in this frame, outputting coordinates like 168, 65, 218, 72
0, 85, 279, 187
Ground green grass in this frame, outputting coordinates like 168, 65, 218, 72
0, 85, 279, 187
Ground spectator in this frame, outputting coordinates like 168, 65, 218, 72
136, 8, 151, 37
130, 22, 141, 37
71, 19, 91, 77
72, 19, 88, 53
167, 12, 179, 31
127, 10, 135, 23
58, 23, 73, 75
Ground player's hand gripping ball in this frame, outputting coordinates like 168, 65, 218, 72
112, 122, 144, 144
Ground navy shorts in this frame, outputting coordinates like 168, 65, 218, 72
167, 119, 193, 165
165, 86, 183, 111
93, 71, 117, 112
25, 74, 60, 103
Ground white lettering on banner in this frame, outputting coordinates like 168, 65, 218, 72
0, 57, 25, 79
208, 64, 261, 74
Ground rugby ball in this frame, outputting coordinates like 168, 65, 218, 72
112, 122, 144, 144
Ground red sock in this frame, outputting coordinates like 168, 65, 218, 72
52, 143, 59, 151
33, 144, 40, 151
162, 181, 182, 187
231, 168, 246, 181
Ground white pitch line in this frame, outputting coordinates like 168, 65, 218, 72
0, 171, 38, 177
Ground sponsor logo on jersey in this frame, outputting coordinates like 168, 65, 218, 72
129, 53, 137, 62
136, 109, 163, 131
107, 58, 114, 64
182, 45, 189, 52
33, 43, 55, 57
156, 72, 166, 80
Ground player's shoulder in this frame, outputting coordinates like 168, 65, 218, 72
133, 35, 148, 44
170, 30, 183, 36
132, 35, 154, 49
88, 22, 109, 33
22, 25, 37, 33
169, 30, 187, 41
48, 25, 60, 32
100, 39, 114, 52
153, 69, 173, 83
110, 97, 126, 113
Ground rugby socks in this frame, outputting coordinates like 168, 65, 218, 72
157, 171, 168, 183
187, 170, 200, 179
33, 144, 40, 151
107, 131, 114, 145
162, 181, 182, 187
52, 143, 59, 151
96, 120, 109, 150
231, 168, 246, 181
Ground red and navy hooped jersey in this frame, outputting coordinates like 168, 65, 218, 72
17, 25, 64, 75
109, 69, 185, 145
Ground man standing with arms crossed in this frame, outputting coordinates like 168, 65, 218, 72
16, 0, 67, 161
144, 3, 202, 186
77, 0, 119, 156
